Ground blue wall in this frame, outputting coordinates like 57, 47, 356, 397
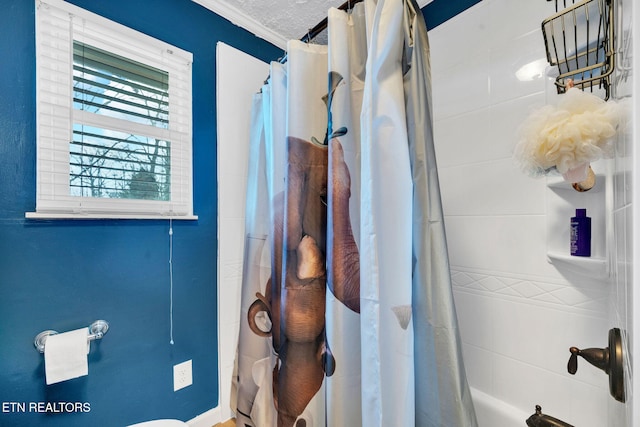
424, 0, 482, 29
0, 0, 478, 425
0, 0, 281, 426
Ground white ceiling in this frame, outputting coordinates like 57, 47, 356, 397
193, 0, 432, 50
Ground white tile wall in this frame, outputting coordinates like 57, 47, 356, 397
610, 0, 634, 423
429, 0, 634, 425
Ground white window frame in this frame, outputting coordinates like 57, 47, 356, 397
29, 0, 196, 219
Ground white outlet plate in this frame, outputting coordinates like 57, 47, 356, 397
173, 359, 193, 391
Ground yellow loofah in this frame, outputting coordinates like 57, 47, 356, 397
514, 88, 621, 177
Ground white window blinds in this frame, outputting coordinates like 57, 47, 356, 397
31, 0, 195, 219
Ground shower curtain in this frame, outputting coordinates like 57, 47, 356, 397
232, 1, 477, 426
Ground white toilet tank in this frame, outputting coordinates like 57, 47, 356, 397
126, 420, 187, 427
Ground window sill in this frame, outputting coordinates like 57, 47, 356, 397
25, 212, 198, 220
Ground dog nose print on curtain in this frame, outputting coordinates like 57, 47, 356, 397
232, 1, 478, 426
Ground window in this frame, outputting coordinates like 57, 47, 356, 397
30, 0, 195, 219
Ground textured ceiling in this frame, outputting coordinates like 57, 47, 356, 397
194, 0, 432, 49
242, 0, 345, 41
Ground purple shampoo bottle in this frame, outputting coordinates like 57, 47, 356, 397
570, 208, 591, 257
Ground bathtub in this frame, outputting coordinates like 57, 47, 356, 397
471, 387, 531, 427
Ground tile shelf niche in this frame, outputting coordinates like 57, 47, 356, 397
545, 160, 612, 280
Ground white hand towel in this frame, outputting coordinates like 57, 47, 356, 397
44, 328, 89, 385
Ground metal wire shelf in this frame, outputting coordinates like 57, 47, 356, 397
542, 0, 615, 99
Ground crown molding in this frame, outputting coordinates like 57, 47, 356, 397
192, 0, 288, 50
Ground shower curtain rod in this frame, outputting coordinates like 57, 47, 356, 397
300, 0, 365, 43
277, 0, 365, 63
